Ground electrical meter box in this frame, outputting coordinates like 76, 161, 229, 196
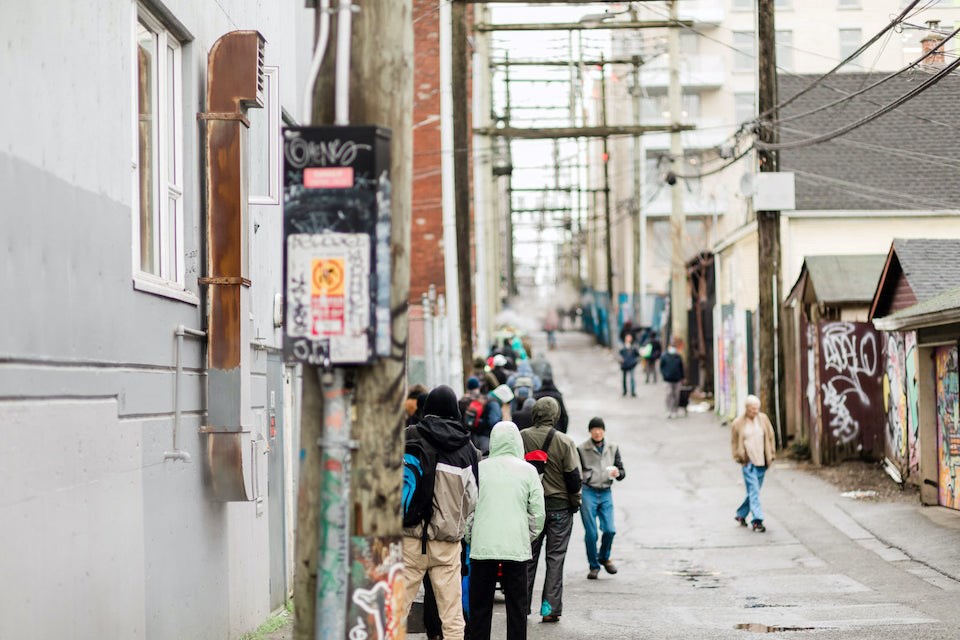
282, 126, 392, 366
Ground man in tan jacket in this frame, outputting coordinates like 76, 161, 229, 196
730, 395, 776, 532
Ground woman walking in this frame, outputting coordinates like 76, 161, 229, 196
466, 421, 545, 640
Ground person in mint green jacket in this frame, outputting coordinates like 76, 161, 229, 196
465, 421, 545, 640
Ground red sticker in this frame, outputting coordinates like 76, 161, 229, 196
304, 167, 354, 189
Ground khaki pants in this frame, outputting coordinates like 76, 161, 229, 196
402, 537, 464, 640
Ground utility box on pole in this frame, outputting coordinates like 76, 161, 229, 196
282, 126, 393, 367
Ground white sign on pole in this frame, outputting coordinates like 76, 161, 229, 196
753, 172, 796, 211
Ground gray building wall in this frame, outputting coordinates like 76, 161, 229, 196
0, 1, 311, 638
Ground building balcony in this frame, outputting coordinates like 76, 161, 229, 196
641, 118, 733, 151
639, 55, 725, 93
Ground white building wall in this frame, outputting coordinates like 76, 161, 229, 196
0, 2, 312, 638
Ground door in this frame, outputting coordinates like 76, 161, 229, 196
935, 345, 960, 509
267, 353, 287, 608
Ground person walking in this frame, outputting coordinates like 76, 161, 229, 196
577, 417, 626, 580
401, 386, 480, 640
466, 421, 545, 640
520, 397, 582, 623
533, 376, 569, 433
730, 395, 776, 533
659, 340, 685, 418
642, 332, 662, 384
618, 334, 641, 397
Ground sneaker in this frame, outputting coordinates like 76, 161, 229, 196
587, 568, 600, 580
735, 516, 748, 527
752, 520, 766, 533
601, 560, 618, 574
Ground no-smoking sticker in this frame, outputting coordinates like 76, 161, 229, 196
312, 258, 345, 296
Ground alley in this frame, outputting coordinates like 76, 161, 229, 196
426, 331, 960, 640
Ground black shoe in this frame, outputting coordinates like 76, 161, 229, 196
735, 516, 747, 527
587, 568, 599, 580
752, 520, 766, 533
601, 560, 618, 574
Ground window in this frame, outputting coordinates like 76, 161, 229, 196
839, 0, 860, 8
776, 30, 794, 71
839, 28, 862, 60
133, 7, 188, 299
775, 0, 792, 8
682, 93, 701, 119
248, 66, 280, 204
732, 0, 751, 11
680, 32, 700, 55
734, 92, 756, 124
733, 31, 756, 72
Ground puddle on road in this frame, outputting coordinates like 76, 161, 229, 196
735, 623, 818, 633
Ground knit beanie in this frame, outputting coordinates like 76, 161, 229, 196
466, 377, 480, 390
588, 417, 605, 431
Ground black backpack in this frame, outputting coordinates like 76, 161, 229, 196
402, 427, 438, 544
524, 428, 557, 475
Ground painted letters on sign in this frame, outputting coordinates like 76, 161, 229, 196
936, 345, 960, 510
347, 537, 405, 640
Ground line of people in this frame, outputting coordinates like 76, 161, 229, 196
616, 324, 688, 418
400, 344, 628, 640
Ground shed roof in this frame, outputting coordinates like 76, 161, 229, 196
892, 237, 960, 302
804, 254, 886, 304
873, 284, 960, 331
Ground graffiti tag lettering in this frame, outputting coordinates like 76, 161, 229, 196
819, 322, 877, 446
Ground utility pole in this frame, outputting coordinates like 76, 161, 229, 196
452, 0, 473, 383
757, 0, 786, 445
600, 54, 615, 347
294, 2, 412, 639
631, 55, 644, 326
504, 53, 517, 297
668, 0, 686, 348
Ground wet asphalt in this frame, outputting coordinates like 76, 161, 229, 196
411, 330, 960, 640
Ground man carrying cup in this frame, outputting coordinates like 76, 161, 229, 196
576, 417, 626, 580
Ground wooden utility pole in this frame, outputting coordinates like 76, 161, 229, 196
631, 56, 644, 326
600, 55, 615, 347
757, 0, 786, 445
452, 0, 473, 383
668, 0, 687, 348
294, 2, 413, 639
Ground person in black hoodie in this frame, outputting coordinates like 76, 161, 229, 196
401, 386, 480, 640
534, 377, 569, 433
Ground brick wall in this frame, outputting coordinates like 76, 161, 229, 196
411, 0, 446, 303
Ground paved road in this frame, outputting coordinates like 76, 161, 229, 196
413, 331, 960, 640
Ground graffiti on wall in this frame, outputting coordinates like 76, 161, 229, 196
818, 322, 881, 452
883, 332, 908, 469
347, 536, 405, 640
718, 304, 737, 421
936, 346, 960, 510
905, 332, 920, 477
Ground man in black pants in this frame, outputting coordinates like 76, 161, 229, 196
520, 398, 583, 623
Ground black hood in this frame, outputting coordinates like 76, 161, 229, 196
424, 385, 461, 420
540, 378, 559, 393
417, 415, 472, 451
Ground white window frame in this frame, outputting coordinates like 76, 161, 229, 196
776, 29, 794, 72
249, 65, 281, 206
733, 31, 756, 72
131, 6, 195, 304
839, 28, 862, 60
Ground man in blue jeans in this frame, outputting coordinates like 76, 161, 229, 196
730, 395, 776, 532
577, 417, 626, 579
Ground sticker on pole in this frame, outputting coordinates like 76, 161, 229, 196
286, 233, 371, 364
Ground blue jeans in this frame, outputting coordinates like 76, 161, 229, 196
580, 485, 616, 570
736, 463, 767, 522
621, 368, 635, 395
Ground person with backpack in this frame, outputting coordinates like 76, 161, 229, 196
643, 332, 663, 384
507, 361, 540, 413
401, 385, 480, 640
466, 421, 545, 640
659, 339, 685, 419
617, 333, 641, 397
534, 377, 569, 433
519, 397, 582, 623
577, 417, 626, 580
471, 384, 513, 455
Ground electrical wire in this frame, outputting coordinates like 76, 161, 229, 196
756, 52, 960, 151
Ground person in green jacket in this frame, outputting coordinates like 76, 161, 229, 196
465, 421, 545, 640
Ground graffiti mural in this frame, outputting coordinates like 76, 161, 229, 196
936, 346, 960, 510
800, 318, 821, 459
905, 332, 920, 478
883, 332, 908, 472
817, 321, 883, 462
347, 536, 405, 640
718, 304, 738, 421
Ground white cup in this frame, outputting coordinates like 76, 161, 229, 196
606, 465, 618, 478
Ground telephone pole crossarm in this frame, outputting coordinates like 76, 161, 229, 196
475, 125, 693, 139
475, 20, 693, 32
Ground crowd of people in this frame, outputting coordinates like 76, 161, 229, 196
400, 336, 626, 640
398, 323, 774, 640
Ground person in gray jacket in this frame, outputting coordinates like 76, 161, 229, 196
577, 417, 626, 580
